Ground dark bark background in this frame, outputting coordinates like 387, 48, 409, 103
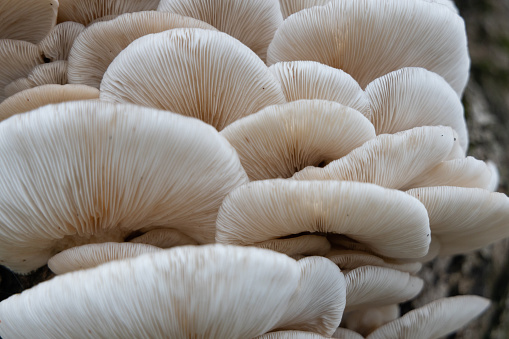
1, 1, 509, 338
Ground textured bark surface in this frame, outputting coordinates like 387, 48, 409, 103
0, 1, 508, 338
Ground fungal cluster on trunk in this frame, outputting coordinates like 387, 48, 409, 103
0, 0, 505, 338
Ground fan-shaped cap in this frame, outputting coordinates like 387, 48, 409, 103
0, 84, 99, 121
68, 11, 217, 88
57, 0, 160, 25
421, 0, 458, 13
366, 68, 468, 151
255, 331, 332, 339
345, 266, 423, 312
5, 61, 70, 97
327, 250, 422, 274
487, 161, 500, 192
157, 0, 282, 61
366, 296, 490, 339
0, 40, 43, 102
402, 156, 493, 190
221, 100, 375, 180
48, 242, 161, 274
278, 0, 332, 19
0, 245, 306, 338
255, 236, 331, 257
267, 0, 469, 96
344, 305, 399, 337
129, 229, 199, 248
216, 180, 430, 259
269, 61, 371, 118
38, 22, 86, 61
0, 0, 58, 43
406, 187, 509, 256
100, 28, 286, 130
293, 126, 456, 190
0, 101, 248, 273
275, 257, 346, 336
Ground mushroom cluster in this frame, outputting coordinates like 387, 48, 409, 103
0, 0, 507, 338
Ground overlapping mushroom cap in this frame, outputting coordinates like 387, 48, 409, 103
68, 11, 217, 88
0, 245, 346, 338
0, 100, 248, 273
216, 180, 430, 259
221, 100, 375, 180
100, 28, 286, 130
157, 0, 283, 61
267, 0, 469, 96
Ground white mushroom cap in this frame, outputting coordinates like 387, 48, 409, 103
47, 242, 162, 274
487, 161, 500, 192
68, 11, 217, 88
366, 68, 468, 151
157, 0, 283, 61
0, 0, 58, 43
402, 156, 493, 190
343, 305, 399, 337
37, 22, 86, 61
129, 229, 199, 248
0, 245, 310, 338
0, 100, 248, 273
57, 0, 160, 25
275, 256, 346, 336
216, 180, 431, 259
292, 126, 457, 190
100, 28, 286, 130
406, 187, 509, 256
0, 40, 43, 102
269, 61, 371, 118
420, 0, 458, 13
267, 0, 469, 96
278, 0, 332, 19
345, 266, 423, 312
221, 100, 375, 180
366, 296, 491, 339
26, 60, 68, 87
0, 84, 99, 121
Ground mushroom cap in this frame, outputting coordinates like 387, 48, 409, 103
0, 100, 248, 273
47, 242, 162, 274
366, 67, 468, 151
27, 60, 68, 86
487, 161, 500, 192
216, 180, 430, 259
37, 22, 86, 61
275, 257, 346, 336
157, 0, 282, 61
292, 126, 457, 190
345, 266, 423, 312
100, 28, 286, 130
402, 156, 493, 191
221, 100, 375, 180
332, 328, 365, 339
406, 187, 509, 256
68, 11, 217, 88
0, 245, 308, 338
269, 61, 371, 119
0, 40, 43, 102
343, 305, 400, 337
0, 84, 99, 121
57, 0, 160, 25
267, 0, 469, 96
129, 229, 199, 248
366, 296, 490, 339
326, 249, 422, 274
0, 0, 58, 43
278, 0, 332, 19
